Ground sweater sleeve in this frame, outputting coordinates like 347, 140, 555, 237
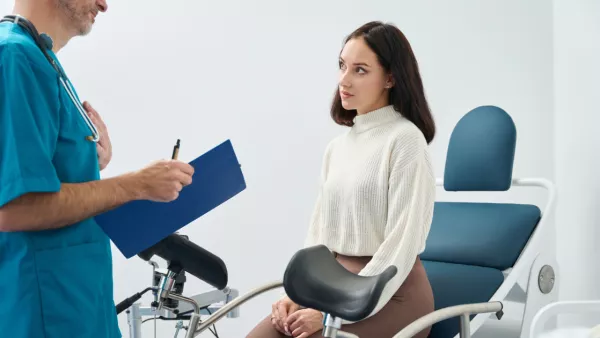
280, 140, 335, 299
355, 145, 436, 321
303, 139, 335, 249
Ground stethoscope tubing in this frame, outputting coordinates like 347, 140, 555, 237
1, 14, 101, 143
60, 77, 101, 142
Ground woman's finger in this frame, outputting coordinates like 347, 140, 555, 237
277, 300, 288, 319
271, 303, 285, 332
292, 325, 306, 337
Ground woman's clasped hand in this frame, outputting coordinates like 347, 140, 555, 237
271, 296, 324, 337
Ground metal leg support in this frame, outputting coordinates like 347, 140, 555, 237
124, 287, 240, 338
459, 314, 471, 338
127, 303, 143, 338
322, 314, 359, 338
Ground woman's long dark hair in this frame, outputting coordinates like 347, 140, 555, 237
331, 21, 435, 144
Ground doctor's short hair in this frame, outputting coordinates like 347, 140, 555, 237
330, 21, 436, 145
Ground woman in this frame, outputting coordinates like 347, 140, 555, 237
247, 21, 436, 338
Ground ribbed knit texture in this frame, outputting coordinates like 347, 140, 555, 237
304, 104, 436, 321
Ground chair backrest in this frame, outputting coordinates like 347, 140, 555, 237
420, 106, 541, 338
442, 105, 516, 192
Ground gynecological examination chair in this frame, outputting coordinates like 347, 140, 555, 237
283, 105, 559, 338
118, 105, 558, 338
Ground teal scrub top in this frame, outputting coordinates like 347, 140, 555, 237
0, 22, 121, 338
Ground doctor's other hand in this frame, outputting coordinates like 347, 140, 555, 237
82, 101, 112, 171
129, 160, 194, 202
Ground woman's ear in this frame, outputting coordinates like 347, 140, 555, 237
385, 74, 395, 88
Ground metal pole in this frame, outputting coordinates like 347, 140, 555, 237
193, 281, 283, 336
127, 303, 143, 338
322, 315, 341, 338
393, 302, 503, 338
459, 314, 471, 338
166, 293, 201, 338
322, 315, 359, 338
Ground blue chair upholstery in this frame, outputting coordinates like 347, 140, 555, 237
443, 105, 517, 192
421, 106, 541, 338
422, 260, 504, 323
421, 202, 541, 271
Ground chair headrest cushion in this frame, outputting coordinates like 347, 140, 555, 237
444, 105, 516, 191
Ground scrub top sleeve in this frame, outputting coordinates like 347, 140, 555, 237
0, 47, 61, 208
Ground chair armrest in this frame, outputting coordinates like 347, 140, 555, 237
393, 302, 504, 338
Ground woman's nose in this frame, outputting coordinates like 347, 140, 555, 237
339, 71, 351, 88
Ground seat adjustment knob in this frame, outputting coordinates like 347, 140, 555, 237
538, 265, 555, 294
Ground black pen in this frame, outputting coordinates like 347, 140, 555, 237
172, 139, 180, 160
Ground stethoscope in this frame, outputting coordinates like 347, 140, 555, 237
0, 14, 100, 142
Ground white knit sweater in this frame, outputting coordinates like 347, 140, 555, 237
304, 104, 436, 320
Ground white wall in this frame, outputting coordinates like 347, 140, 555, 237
0, 0, 559, 337
553, 0, 600, 328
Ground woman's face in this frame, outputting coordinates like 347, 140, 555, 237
338, 37, 393, 115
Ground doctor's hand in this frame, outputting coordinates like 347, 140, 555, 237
83, 101, 112, 171
131, 160, 194, 202
284, 309, 323, 338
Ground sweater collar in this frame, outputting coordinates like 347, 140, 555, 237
352, 105, 401, 133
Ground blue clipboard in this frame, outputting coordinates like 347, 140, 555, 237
95, 140, 246, 258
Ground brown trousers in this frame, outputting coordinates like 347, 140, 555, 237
246, 254, 434, 338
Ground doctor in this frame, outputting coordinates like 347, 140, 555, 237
0, 0, 194, 337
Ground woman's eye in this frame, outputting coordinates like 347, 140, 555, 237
356, 67, 366, 74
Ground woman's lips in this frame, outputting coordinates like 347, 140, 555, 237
340, 91, 354, 99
